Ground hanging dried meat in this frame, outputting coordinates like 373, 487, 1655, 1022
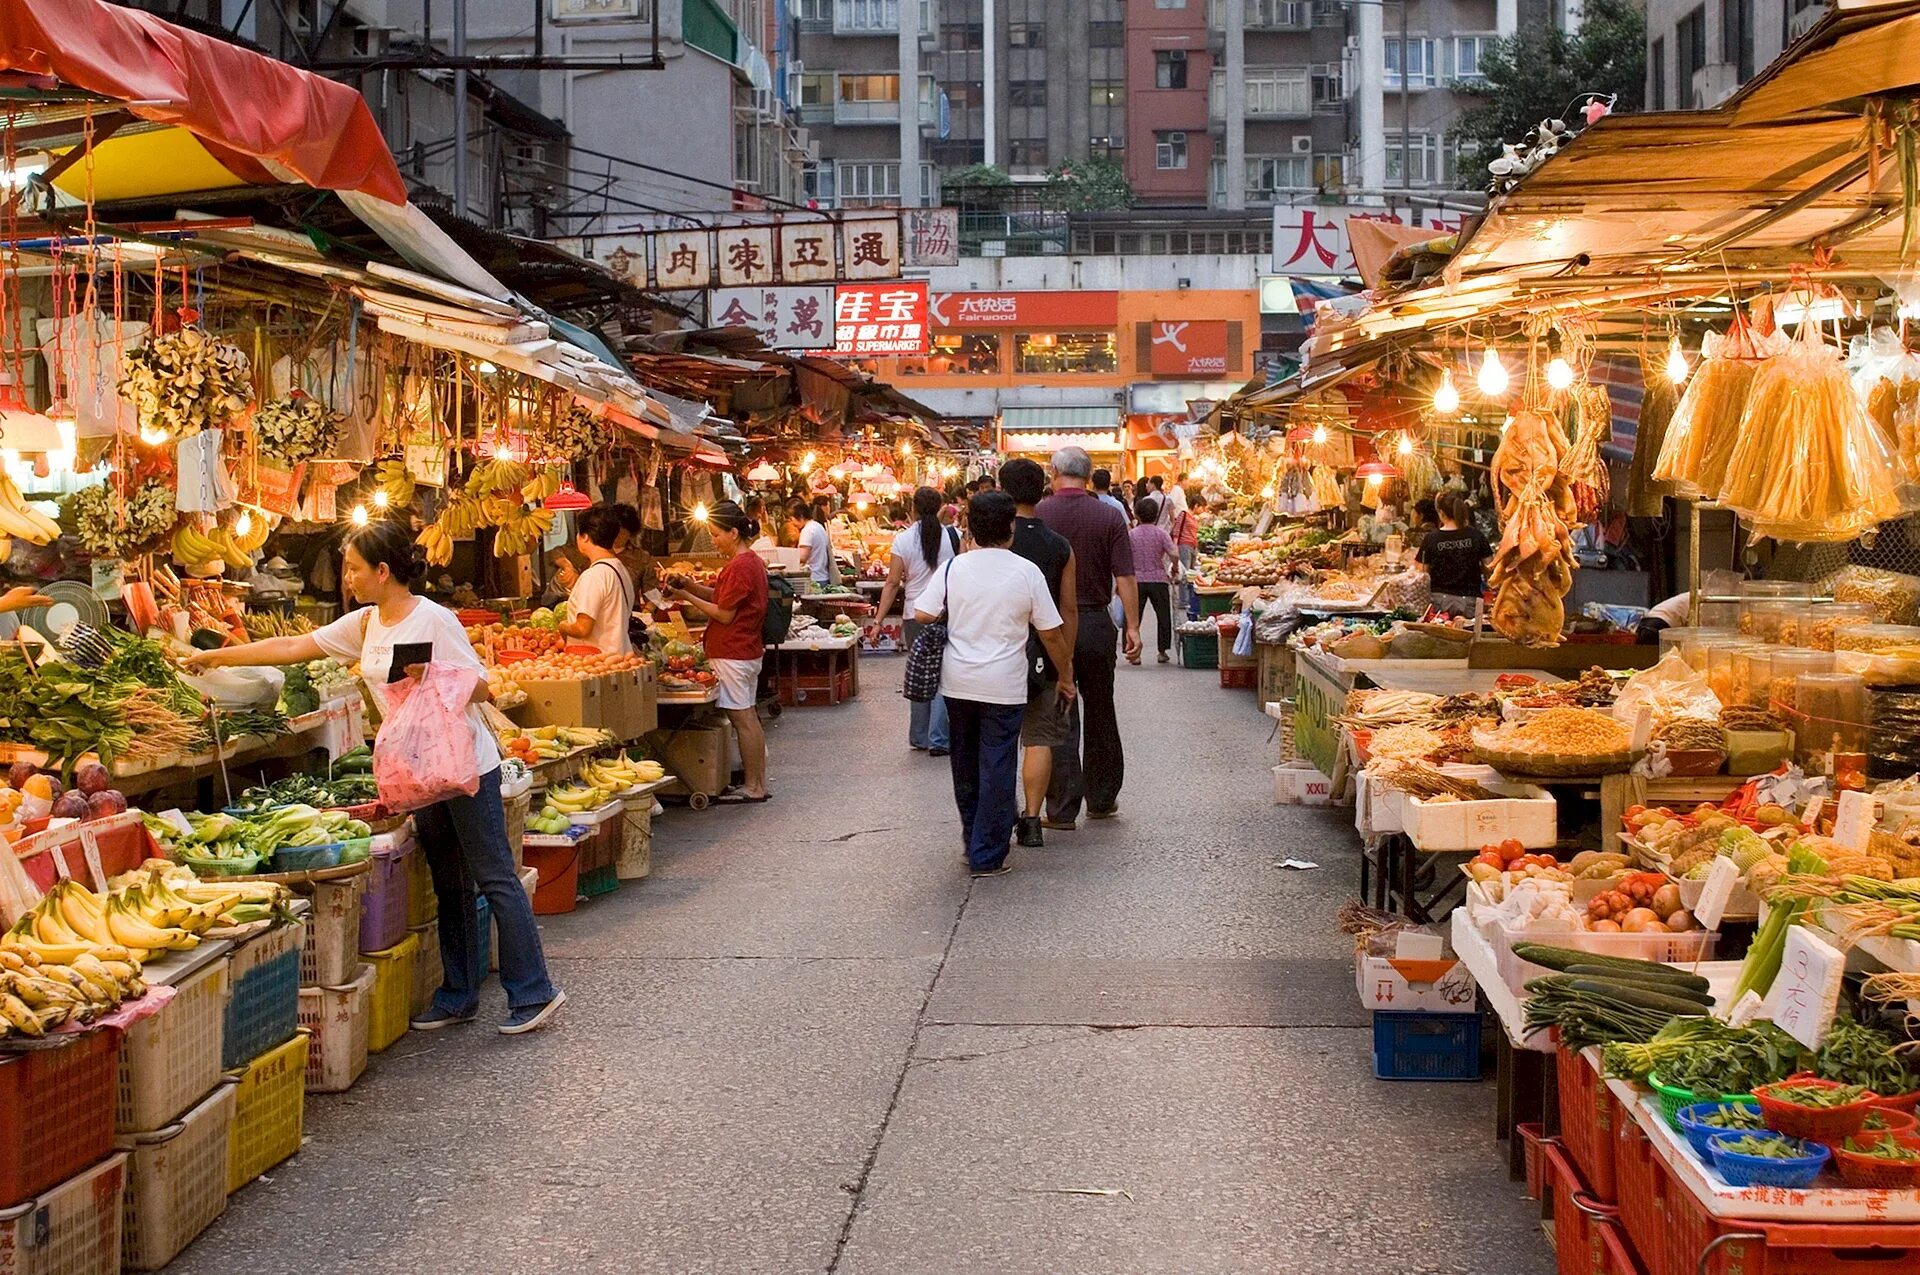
1488, 409, 1579, 647
1625, 357, 1677, 517
1652, 317, 1780, 499
1567, 385, 1612, 524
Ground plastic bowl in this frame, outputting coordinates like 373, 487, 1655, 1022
1706, 1131, 1830, 1188
179, 848, 262, 878
1677, 1100, 1765, 1159
1650, 1073, 1758, 1130
1754, 1079, 1881, 1141
1832, 1130, 1920, 1189
271, 842, 345, 873
1874, 1088, 1920, 1114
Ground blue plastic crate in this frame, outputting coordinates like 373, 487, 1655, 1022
1371, 1010, 1482, 1081
223, 947, 300, 1069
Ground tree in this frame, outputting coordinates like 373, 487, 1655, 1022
947, 163, 1011, 190
1044, 156, 1135, 211
1448, 0, 1646, 190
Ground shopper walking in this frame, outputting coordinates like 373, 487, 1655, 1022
1418, 490, 1493, 616
1092, 469, 1130, 523
916, 491, 1075, 877
557, 504, 635, 655
184, 520, 564, 1035
1129, 495, 1179, 664
870, 485, 961, 753
1036, 446, 1140, 828
999, 459, 1076, 848
671, 501, 771, 801
1169, 494, 1203, 615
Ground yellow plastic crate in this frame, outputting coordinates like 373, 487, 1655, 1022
226, 1031, 308, 1194
408, 921, 442, 1019
117, 957, 228, 1133
363, 931, 419, 1054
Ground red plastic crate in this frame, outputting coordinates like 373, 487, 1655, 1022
1548, 1142, 1620, 1275
1613, 1093, 1673, 1275
1662, 1169, 1920, 1275
777, 666, 853, 707
1596, 1220, 1649, 1275
1559, 1040, 1620, 1204
1521, 1122, 1553, 1201
1219, 666, 1257, 689
0, 1028, 118, 1208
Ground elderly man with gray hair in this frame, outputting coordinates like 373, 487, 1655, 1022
1035, 445, 1141, 827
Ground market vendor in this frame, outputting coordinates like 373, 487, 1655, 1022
557, 504, 635, 655
670, 501, 771, 803
1416, 490, 1491, 616
182, 519, 565, 1036
787, 498, 838, 588
1634, 592, 1696, 643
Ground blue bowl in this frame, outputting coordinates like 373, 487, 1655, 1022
1677, 1100, 1765, 1159
271, 841, 345, 873
1706, 1130, 1830, 1188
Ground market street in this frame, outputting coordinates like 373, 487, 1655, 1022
183, 666, 1547, 1275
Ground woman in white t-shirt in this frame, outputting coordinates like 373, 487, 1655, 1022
184, 521, 565, 1036
559, 505, 635, 655
869, 486, 960, 753
915, 492, 1076, 878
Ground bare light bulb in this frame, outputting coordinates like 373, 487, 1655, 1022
1545, 357, 1575, 391
900, 440, 913, 457
1312, 424, 1328, 445
1397, 433, 1414, 457
233, 510, 253, 538
373, 488, 390, 509
349, 503, 369, 527
692, 501, 709, 523
1477, 348, 1509, 397
138, 425, 169, 446
800, 450, 817, 473
1433, 367, 1460, 415
1261, 484, 1275, 499
1666, 334, 1690, 385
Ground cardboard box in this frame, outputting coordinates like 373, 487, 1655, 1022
1273, 760, 1332, 806
601, 669, 656, 741
517, 675, 605, 730
644, 724, 730, 800
1355, 952, 1478, 1014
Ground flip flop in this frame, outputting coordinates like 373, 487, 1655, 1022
712, 792, 772, 805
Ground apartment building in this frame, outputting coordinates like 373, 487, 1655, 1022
1644, 0, 1816, 110
1202, 0, 1353, 208
793, 0, 941, 207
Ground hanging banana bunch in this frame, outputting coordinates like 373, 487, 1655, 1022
493, 507, 555, 557
375, 457, 416, 509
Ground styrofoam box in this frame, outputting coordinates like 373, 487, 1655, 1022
1273, 761, 1332, 806
1355, 773, 1404, 837
1402, 780, 1556, 852
1356, 952, 1479, 1014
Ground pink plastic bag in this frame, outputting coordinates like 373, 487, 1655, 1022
372, 663, 481, 812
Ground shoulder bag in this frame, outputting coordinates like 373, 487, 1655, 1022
903, 561, 954, 704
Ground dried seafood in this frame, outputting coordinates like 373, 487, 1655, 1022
1488, 409, 1577, 647
1720, 704, 1785, 732
1368, 759, 1505, 803
1368, 724, 1445, 761
1653, 317, 1776, 498
1655, 716, 1725, 751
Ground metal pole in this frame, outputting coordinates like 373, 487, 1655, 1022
1399, 0, 1410, 193
1688, 498, 1701, 626
453, 0, 468, 220
983, 0, 998, 168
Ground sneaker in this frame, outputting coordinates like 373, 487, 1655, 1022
1158, 652, 1170, 664
929, 746, 950, 757
1015, 816, 1044, 848
499, 990, 567, 1036
970, 861, 1013, 878
410, 1006, 476, 1031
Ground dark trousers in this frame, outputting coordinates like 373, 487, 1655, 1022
1047, 606, 1122, 821
413, 767, 558, 1014
944, 696, 1026, 871
1139, 582, 1173, 654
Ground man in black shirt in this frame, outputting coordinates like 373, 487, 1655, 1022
999, 458, 1076, 848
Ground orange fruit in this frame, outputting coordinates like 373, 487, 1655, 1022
22, 774, 52, 801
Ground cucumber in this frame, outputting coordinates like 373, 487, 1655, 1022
1564, 978, 1716, 1016
1564, 965, 1714, 1003
1512, 943, 1711, 992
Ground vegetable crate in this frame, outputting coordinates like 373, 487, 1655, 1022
364, 931, 419, 1054
1519, 1123, 1551, 1201
409, 921, 442, 1018
775, 664, 853, 707
1661, 1159, 1920, 1275
1557, 1041, 1620, 1205
1493, 927, 1718, 1000
360, 838, 415, 953
0, 1030, 118, 1210
1370, 1010, 1482, 1081
1256, 641, 1295, 705
1177, 632, 1219, 669
406, 841, 436, 929
1545, 1143, 1637, 1275
1612, 1100, 1669, 1275
226, 1031, 308, 1194
221, 920, 304, 1070
296, 965, 373, 1094
298, 873, 366, 987
118, 1081, 235, 1271
1219, 665, 1257, 690
0, 1152, 127, 1275
117, 958, 229, 1133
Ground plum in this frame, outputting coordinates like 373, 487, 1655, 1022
7, 761, 34, 790
86, 790, 128, 819
51, 791, 89, 821
73, 761, 111, 796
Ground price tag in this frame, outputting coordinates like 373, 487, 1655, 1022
1763, 924, 1846, 1051
1802, 794, 1826, 827
1832, 789, 1876, 851
321, 704, 357, 761
1694, 854, 1741, 931
77, 825, 105, 892
1629, 704, 1654, 753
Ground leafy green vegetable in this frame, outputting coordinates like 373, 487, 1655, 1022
1815, 1021, 1920, 1096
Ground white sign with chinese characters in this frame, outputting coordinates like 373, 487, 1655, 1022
551, 0, 645, 19
839, 216, 902, 280
653, 230, 710, 290
1270, 204, 1469, 277
778, 222, 837, 283
715, 226, 776, 287
557, 214, 910, 291
903, 208, 960, 267
709, 286, 837, 351
1762, 924, 1847, 1052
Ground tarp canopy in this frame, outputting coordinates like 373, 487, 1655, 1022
0, 0, 406, 204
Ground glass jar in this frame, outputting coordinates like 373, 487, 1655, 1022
1833, 624, 1920, 685
1767, 649, 1835, 717
1697, 600, 1741, 628
1731, 646, 1775, 709
1742, 599, 1800, 644
1795, 602, 1879, 652
1791, 672, 1870, 778
1659, 626, 1738, 673
1707, 642, 1763, 707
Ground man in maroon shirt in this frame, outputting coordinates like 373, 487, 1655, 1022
1036, 446, 1141, 826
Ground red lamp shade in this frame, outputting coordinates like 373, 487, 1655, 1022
543, 480, 592, 511
1354, 460, 1400, 481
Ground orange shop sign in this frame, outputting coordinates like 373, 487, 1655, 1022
928, 290, 1120, 328
830, 282, 930, 356
1147, 320, 1230, 377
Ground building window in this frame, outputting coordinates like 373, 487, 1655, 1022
1677, 6, 1707, 102
1155, 0, 1187, 7
1450, 35, 1492, 83
1722, 0, 1754, 79
1155, 130, 1189, 169
1016, 332, 1118, 374
798, 73, 832, 106
1312, 63, 1344, 106
940, 22, 983, 50
836, 0, 898, 30
901, 332, 1001, 375
804, 163, 837, 204
1089, 135, 1124, 159
837, 161, 900, 203
1384, 133, 1441, 185
795, 0, 831, 22
1155, 50, 1190, 89
1091, 80, 1125, 107
1089, 19, 1123, 46
1650, 36, 1666, 109
1009, 80, 1047, 107
1009, 138, 1049, 166
1313, 152, 1345, 191
1008, 21, 1045, 46
1384, 37, 1436, 88
839, 73, 901, 103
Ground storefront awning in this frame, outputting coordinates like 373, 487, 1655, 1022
999, 406, 1119, 430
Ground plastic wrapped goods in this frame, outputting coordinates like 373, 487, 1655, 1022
1654, 319, 1781, 498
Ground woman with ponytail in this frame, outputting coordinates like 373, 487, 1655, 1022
870, 485, 960, 754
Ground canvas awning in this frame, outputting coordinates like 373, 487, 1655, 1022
999, 406, 1120, 431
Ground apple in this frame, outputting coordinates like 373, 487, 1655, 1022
51, 791, 90, 821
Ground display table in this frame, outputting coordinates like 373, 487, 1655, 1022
767, 634, 860, 707
1597, 773, 1747, 855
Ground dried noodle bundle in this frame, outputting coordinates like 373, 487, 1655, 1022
1653, 319, 1779, 498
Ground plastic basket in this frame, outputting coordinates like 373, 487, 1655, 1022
406, 838, 437, 928
1178, 631, 1219, 669
1831, 1130, 1920, 1189
1518, 1121, 1551, 1201
1754, 1078, 1882, 1142
360, 838, 414, 952
409, 921, 443, 1018
1705, 1130, 1829, 1188
1370, 1010, 1481, 1081
0, 1030, 118, 1209
1557, 1040, 1619, 1203
1676, 1100, 1766, 1159
1546, 1142, 1620, 1275
1661, 1160, 1920, 1275
1594, 1219, 1647, 1275
1219, 665, 1257, 689
1611, 1096, 1667, 1272
118, 1081, 235, 1271
117, 957, 229, 1133
364, 931, 419, 1053
296, 965, 373, 1094
1649, 1073, 1758, 1130
0, 1152, 126, 1275
179, 849, 260, 877
222, 921, 304, 1070
579, 862, 619, 898
226, 1030, 308, 1193
298, 874, 366, 988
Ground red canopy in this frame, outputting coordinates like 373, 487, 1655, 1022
0, 0, 406, 204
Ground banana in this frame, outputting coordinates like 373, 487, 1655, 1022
0, 991, 43, 1036
2, 937, 93, 964
214, 528, 252, 571
56, 885, 111, 945
105, 896, 189, 954
0, 473, 56, 544
35, 907, 81, 946
68, 954, 124, 1004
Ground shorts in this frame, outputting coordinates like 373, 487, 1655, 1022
1021, 681, 1071, 748
711, 657, 763, 710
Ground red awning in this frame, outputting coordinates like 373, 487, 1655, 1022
0, 0, 406, 204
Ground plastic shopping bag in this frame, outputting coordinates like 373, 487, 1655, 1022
372, 662, 481, 812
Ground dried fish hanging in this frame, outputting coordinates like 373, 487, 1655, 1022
1653, 311, 1781, 498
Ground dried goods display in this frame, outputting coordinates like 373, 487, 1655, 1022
1366, 759, 1504, 802
1366, 724, 1446, 761
1475, 706, 1633, 774
1653, 316, 1777, 497
117, 321, 254, 436
61, 476, 175, 557
252, 391, 343, 463
1488, 408, 1578, 647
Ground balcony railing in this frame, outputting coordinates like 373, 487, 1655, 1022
830, 0, 934, 33
834, 98, 901, 124
1207, 0, 1311, 30
1208, 66, 1313, 120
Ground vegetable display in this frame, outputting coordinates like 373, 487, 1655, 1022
1603, 1017, 1805, 1097
1518, 945, 1713, 1049
1815, 1020, 1920, 1096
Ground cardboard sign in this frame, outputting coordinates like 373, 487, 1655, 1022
251, 461, 306, 517
1832, 789, 1876, 851
1694, 854, 1741, 931
1762, 924, 1846, 1051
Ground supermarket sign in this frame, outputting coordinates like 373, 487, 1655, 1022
928, 290, 1120, 329
829, 281, 929, 357
1147, 320, 1230, 377
1271, 204, 1468, 277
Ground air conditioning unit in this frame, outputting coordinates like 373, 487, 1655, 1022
1290, 135, 1313, 153
1169, 48, 1188, 62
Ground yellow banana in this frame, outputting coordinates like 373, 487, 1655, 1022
0, 992, 43, 1037
56, 886, 111, 945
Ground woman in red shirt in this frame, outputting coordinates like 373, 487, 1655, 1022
670, 501, 771, 801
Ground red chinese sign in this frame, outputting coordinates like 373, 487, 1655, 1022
1146, 320, 1230, 377
928, 291, 1120, 329
1270, 204, 1467, 277
829, 282, 930, 357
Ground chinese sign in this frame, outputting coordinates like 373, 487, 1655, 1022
829, 282, 930, 357
840, 215, 901, 280
1146, 320, 1231, 377
709, 286, 837, 351
927, 291, 1120, 328
903, 208, 960, 267
1270, 204, 1467, 277
557, 213, 908, 291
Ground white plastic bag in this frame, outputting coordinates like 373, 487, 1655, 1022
1612, 651, 1721, 727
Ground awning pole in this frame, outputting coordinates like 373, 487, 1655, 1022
453, 0, 469, 221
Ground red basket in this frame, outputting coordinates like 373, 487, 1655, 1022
1754, 1078, 1881, 1142
1595, 1219, 1649, 1275
1546, 1142, 1618, 1275
1875, 1088, 1920, 1114
1558, 1039, 1619, 1204
0, 1029, 118, 1208
1519, 1121, 1552, 1201
496, 649, 534, 664
1612, 1098, 1669, 1274
1831, 1130, 1920, 1189
1219, 666, 1257, 689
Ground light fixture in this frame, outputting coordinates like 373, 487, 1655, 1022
799, 450, 817, 473
851, 489, 874, 509
349, 503, 370, 527
543, 481, 592, 512
899, 440, 913, 457
1355, 460, 1400, 481
746, 460, 780, 482
138, 424, 170, 447
1312, 424, 1328, 445
1433, 367, 1460, 415
0, 373, 61, 451
1477, 347, 1509, 397
373, 488, 390, 509
475, 360, 498, 376
692, 501, 709, 523
1397, 433, 1414, 457
1666, 333, 1690, 385
233, 510, 254, 539
0, 155, 48, 191
1545, 357, 1575, 391
828, 462, 851, 481
1260, 484, 1275, 499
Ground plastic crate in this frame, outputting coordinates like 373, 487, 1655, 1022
1547, 1142, 1619, 1275
117, 957, 229, 1133
296, 964, 373, 1094
406, 838, 437, 928
364, 931, 419, 1053
409, 921, 443, 1018
1178, 631, 1219, 669
0, 1152, 126, 1275
222, 921, 304, 1070
359, 838, 413, 953
1519, 1122, 1552, 1201
298, 873, 366, 987
776, 665, 853, 707
118, 1081, 235, 1271
1219, 665, 1257, 689
226, 1031, 308, 1193
1612, 1100, 1669, 1275
1557, 1041, 1620, 1205
0, 1030, 118, 1210
1659, 1152, 1920, 1275
580, 863, 619, 898
1595, 1219, 1649, 1275
1371, 1010, 1482, 1081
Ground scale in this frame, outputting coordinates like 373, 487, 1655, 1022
0, 580, 110, 643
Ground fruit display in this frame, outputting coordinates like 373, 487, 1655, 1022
468, 622, 566, 654
501, 650, 647, 681
374, 457, 416, 509
661, 561, 719, 589
487, 666, 527, 708
0, 468, 61, 545
499, 724, 617, 766
171, 520, 255, 574
581, 754, 666, 791
649, 635, 716, 692
1584, 872, 1696, 934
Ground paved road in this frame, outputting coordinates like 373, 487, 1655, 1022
188, 660, 1549, 1274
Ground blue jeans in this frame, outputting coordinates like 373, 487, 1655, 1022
903, 620, 950, 750
413, 767, 558, 1014
1178, 545, 1198, 615
944, 696, 1025, 871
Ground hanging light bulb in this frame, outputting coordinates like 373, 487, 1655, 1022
138, 424, 169, 447
799, 450, 817, 473
692, 501, 709, 524
1545, 357, 1575, 391
1397, 433, 1414, 457
1477, 347, 1509, 397
349, 503, 370, 527
1666, 333, 1690, 385
1260, 484, 1275, 499
1433, 367, 1460, 415
1312, 424, 1328, 445
373, 488, 390, 509
899, 440, 913, 457
233, 509, 254, 539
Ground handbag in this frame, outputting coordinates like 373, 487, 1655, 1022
903, 561, 953, 704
